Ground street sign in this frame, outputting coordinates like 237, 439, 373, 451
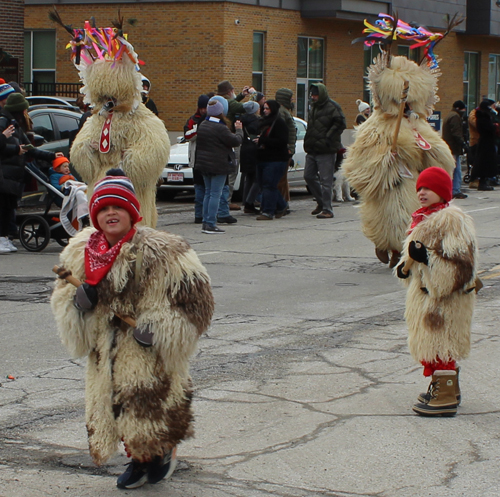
427, 110, 441, 132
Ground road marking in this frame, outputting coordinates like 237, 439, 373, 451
481, 272, 500, 280
198, 251, 221, 256
465, 207, 500, 213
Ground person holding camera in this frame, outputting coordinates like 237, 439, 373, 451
217, 80, 255, 209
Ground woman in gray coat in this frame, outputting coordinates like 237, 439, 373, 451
195, 98, 243, 234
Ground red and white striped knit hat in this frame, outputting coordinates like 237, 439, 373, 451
89, 169, 142, 230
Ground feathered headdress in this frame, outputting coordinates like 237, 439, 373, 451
49, 8, 142, 70
354, 13, 465, 69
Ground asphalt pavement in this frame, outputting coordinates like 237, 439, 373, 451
1, 186, 500, 497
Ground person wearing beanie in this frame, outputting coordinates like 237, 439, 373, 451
355, 99, 371, 125
51, 168, 214, 489
442, 100, 468, 198
49, 157, 78, 192
0, 84, 15, 107
217, 80, 255, 208
240, 100, 262, 214
194, 98, 243, 233
396, 166, 478, 417
184, 95, 234, 225
274, 88, 297, 207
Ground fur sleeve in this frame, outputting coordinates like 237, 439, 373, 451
133, 230, 214, 365
401, 206, 478, 298
50, 228, 97, 358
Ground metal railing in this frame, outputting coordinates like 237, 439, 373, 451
23, 82, 81, 97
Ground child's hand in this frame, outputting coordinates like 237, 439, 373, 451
74, 283, 98, 311
133, 324, 154, 347
408, 241, 428, 265
396, 262, 410, 279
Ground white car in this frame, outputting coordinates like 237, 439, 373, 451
159, 116, 308, 200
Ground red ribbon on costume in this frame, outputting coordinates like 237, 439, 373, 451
99, 114, 112, 153
413, 130, 431, 150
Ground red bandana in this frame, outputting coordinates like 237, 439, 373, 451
84, 228, 136, 285
409, 202, 448, 233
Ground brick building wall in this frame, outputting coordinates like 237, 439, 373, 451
24, 2, 500, 131
0, 0, 24, 82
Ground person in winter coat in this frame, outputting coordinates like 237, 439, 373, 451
473, 100, 497, 190
303, 83, 346, 219
275, 88, 298, 206
195, 98, 243, 234
240, 100, 261, 214
51, 169, 214, 489
355, 99, 371, 125
342, 54, 455, 268
0, 124, 25, 253
396, 167, 478, 417
442, 100, 467, 198
255, 100, 289, 220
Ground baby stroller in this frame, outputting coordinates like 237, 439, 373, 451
16, 161, 85, 251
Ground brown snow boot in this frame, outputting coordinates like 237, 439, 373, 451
388, 250, 401, 268
375, 248, 389, 264
418, 367, 461, 405
412, 370, 458, 417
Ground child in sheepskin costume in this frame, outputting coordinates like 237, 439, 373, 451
51, 169, 214, 489
342, 52, 455, 267
396, 167, 478, 417
56, 17, 170, 228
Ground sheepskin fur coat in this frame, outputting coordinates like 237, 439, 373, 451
51, 227, 214, 465
398, 204, 478, 364
343, 55, 455, 254
70, 58, 170, 229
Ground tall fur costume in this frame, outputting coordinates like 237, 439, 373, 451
398, 204, 477, 364
68, 25, 170, 228
51, 227, 214, 465
342, 54, 455, 255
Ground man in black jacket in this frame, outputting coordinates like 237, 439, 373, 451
304, 83, 346, 219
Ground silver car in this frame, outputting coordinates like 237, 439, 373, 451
159, 116, 308, 200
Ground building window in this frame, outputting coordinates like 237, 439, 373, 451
464, 52, 480, 113
362, 45, 420, 103
296, 36, 324, 119
24, 30, 56, 86
488, 54, 500, 102
252, 32, 265, 92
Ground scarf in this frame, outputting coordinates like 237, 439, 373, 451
84, 228, 136, 285
409, 202, 449, 233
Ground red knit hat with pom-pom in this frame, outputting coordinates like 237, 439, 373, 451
416, 167, 452, 203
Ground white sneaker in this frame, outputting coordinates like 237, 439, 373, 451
0, 237, 12, 254
6, 239, 17, 252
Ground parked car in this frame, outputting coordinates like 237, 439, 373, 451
158, 116, 308, 200
28, 106, 82, 158
27, 96, 78, 109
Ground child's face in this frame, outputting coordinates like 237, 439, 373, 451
55, 163, 70, 175
96, 205, 133, 246
417, 187, 443, 208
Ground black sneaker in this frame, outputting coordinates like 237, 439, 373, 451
148, 447, 177, 484
117, 459, 148, 489
202, 225, 225, 234
217, 215, 237, 224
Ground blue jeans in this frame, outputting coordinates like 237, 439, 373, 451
195, 184, 229, 219
257, 161, 288, 217
452, 154, 462, 195
202, 174, 227, 227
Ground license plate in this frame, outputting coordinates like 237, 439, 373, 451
167, 172, 184, 182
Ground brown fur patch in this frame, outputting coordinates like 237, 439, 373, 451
424, 311, 445, 331
169, 276, 215, 335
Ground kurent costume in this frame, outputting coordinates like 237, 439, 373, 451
51, 170, 214, 488
52, 15, 170, 228
396, 167, 478, 417
343, 16, 456, 267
